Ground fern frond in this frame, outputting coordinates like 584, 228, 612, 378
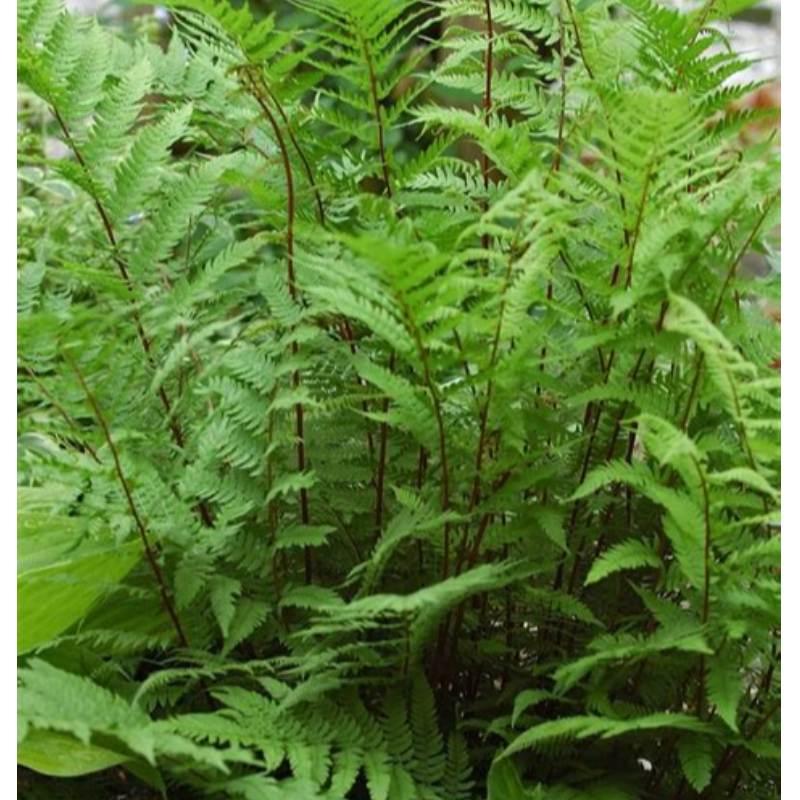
503, 713, 710, 757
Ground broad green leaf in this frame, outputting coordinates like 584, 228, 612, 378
18, 490, 141, 654
17, 729, 129, 777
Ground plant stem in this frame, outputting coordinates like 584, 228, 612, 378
52, 108, 188, 455
679, 196, 777, 431
361, 33, 394, 199
64, 352, 189, 649
24, 366, 101, 464
358, 31, 401, 536
51, 106, 214, 527
480, 0, 494, 254
243, 68, 313, 583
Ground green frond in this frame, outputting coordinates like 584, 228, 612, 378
584, 539, 661, 587
503, 713, 710, 758
676, 733, 713, 793
17, 0, 780, 796
18, 660, 231, 770
108, 103, 194, 224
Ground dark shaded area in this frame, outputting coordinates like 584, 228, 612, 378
18, 767, 184, 800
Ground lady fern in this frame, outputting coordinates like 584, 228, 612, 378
18, 0, 779, 798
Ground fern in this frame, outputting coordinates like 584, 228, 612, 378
17, 0, 780, 797
706, 649, 743, 733
108, 103, 195, 224
583, 538, 661, 587
677, 733, 714, 793
18, 660, 232, 771
502, 712, 711, 757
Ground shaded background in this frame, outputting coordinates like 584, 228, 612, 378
64, 0, 780, 84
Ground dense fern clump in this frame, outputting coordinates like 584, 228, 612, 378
17, 0, 780, 797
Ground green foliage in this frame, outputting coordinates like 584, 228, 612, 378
18, 659, 234, 772
17, 487, 141, 654
17, 0, 779, 798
